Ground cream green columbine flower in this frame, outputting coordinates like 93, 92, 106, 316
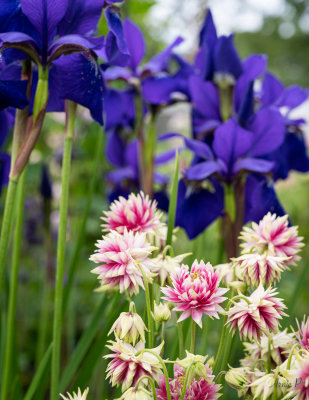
152, 252, 190, 285
152, 301, 171, 323
108, 305, 147, 345
250, 370, 290, 400
60, 387, 89, 400
117, 387, 153, 400
225, 367, 252, 397
176, 351, 211, 384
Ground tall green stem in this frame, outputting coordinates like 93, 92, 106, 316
140, 266, 153, 347
135, 375, 158, 400
1, 169, 26, 400
190, 320, 196, 353
50, 101, 76, 400
177, 321, 184, 358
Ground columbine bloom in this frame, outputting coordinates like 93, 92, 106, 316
226, 286, 287, 340
296, 316, 309, 351
161, 260, 228, 328
105, 339, 163, 392
250, 371, 289, 400
117, 387, 152, 400
152, 252, 190, 286
240, 213, 303, 265
108, 310, 147, 345
225, 367, 252, 398
90, 229, 156, 295
60, 388, 89, 400
152, 302, 171, 323
156, 364, 221, 400
177, 351, 210, 384
102, 192, 166, 239
283, 354, 309, 399
233, 253, 288, 287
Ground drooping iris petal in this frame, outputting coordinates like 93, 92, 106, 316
106, 131, 126, 167
20, 0, 69, 46
185, 160, 220, 180
104, 88, 135, 130
189, 75, 221, 122
142, 75, 181, 105
233, 158, 274, 175
0, 80, 28, 110
213, 118, 253, 168
247, 108, 285, 157
54, 53, 104, 125
237, 81, 254, 126
122, 18, 145, 72
244, 175, 285, 224
58, 0, 103, 35
0, 109, 14, 147
176, 179, 224, 239
277, 85, 308, 109
261, 73, 284, 107
105, 6, 129, 56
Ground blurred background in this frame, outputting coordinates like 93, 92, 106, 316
7, 1, 309, 398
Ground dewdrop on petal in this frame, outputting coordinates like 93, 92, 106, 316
117, 387, 152, 400
152, 301, 171, 323
108, 303, 147, 345
60, 388, 89, 400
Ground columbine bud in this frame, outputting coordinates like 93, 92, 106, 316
225, 367, 251, 397
118, 387, 152, 400
228, 280, 246, 293
152, 302, 171, 323
108, 305, 147, 345
177, 351, 209, 383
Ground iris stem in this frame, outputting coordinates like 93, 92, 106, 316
140, 266, 153, 348
190, 320, 196, 353
1, 169, 26, 400
50, 101, 76, 400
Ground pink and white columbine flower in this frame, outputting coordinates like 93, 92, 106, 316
226, 286, 287, 341
60, 388, 89, 400
240, 213, 303, 265
105, 339, 163, 392
90, 229, 156, 295
233, 253, 288, 287
102, 192, 166, 239
161, 260, 228, 328
156, 364, 221, 400
283, 353, 309, 399
296, 316, 309, 351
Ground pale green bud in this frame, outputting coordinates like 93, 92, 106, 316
117, 387, 152, 400
152, 302, 171, 323
108, 311, 147, 345
177, 351, 209, 384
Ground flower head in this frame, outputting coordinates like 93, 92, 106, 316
117, 387, 152, 400
240, 213, 303, 265
225, 367, 252, 397
295, 316, 309, 351
161, 260, 228, 327
102, 192, 166, 239
60, 388, 89, 400
250, 371, 289, 400
156, 364, 221, 400
283, 353, 309, 399
90, 229, 156, 295
105, 339, 163, 392
226, 286, 287, 340
152, 252, 190, 286
108, 307, 147, 345
152, 302, 171, 323
233, 253, 289, 287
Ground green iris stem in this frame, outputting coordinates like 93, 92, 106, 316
135, 375, 158, 400
190, 320, 196, 353
136, 350, 171, 400
50, 101, 77, 400
1, 169, 26, 400
33, 66, 49, 121
140, 266, 153, 347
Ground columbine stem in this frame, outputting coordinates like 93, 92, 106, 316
50, 101, 76, 400
177, 321, 184, 358
139, 266, 153, 347
180, 363, 195, 400
190, 320, 196, 353
267, 336, 272, 373
213, 315, 227, 373
135, 375, 158, 400
1, 169, 26, 400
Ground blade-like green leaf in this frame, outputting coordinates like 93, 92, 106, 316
166, 151, 179, 248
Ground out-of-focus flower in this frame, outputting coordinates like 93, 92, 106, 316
295, 316, 309, 351
240, 213, 303, 265
156, 364, 221, 400
226, 286, 287, 340
117, 387, 152, 400
105, 339, 163, 392
233, 253, 288, 287
152, 302, 171, 323
152, 252, 190, 286
162, 260, 228, 327
60, 387, 89, 400
102, 192, 166, 239
241, 330, 296, 368
225, 367, 252, 398
90, 229, 156, 295
282, 353, 309, 399
250, 371, 289, 400
108, 309, 147, 345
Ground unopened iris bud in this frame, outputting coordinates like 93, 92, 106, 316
152, 301, 171, 323
118, 387, 152, 400
108, 303, 147, 345
177, 351, 209, 383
